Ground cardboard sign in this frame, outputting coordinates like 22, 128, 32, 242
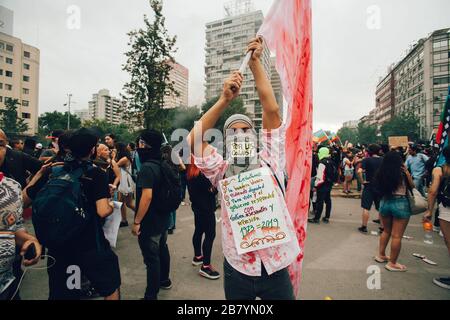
219, 167, 292, 255
388, 136, 409, 148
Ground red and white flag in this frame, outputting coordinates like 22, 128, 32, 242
258, 0, 313, 297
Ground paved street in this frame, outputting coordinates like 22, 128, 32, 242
20, 197, 450, 300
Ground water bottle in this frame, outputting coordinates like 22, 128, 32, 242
423, 221, 434, 245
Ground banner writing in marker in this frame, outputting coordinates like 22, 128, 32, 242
219, 167, 291, 255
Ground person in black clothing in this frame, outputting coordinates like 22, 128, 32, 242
132, 129, 171, 300
309, 147, 334, 224
23, 138, 37, 157
22, 128, 121, 300
187, 158, 220, 280
0, 129, 42, 189
358, 144, 383, 234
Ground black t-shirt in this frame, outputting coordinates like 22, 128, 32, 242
26, 164, 111, 252
187, 173, 216, 214
361, 156, 383, 184
0, 148, 42, 188
136, 162, 170, 236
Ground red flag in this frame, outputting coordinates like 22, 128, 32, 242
258, 0, 313, 297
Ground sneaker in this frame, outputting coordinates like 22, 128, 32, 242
168, 228, 174, 235
433, 226, 441, 233
199, 266, 221, 280
322, 218, 330, 224
181, 201, 186, 206
358, 226, 368, 234
192, 256, 203, 266
160, 279, 172, 290
308, 218, 320, 224
119, 221, 129, 228
433, 277, 450, 290
373, 219, 381, 224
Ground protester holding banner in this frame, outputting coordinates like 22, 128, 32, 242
189, 37, 300, 300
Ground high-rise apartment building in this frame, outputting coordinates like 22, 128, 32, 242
164, 61, 189, 109
372, 28, 450, 139
0, 31, 40, 135
205, 9, 271, 129
270, 57, 283, 114
74, 109, 90, 123
88, 89, 125, 125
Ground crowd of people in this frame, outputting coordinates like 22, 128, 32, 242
309, 141, 450, 289
0, 36, 448, 302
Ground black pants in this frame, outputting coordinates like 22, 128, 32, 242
47, 246, 121, 300
138, 232, 170, 300
192, 209, 216, 266
223, 259, 295, 300
315, 184, 332, 220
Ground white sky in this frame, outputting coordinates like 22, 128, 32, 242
2, 0, 450, 132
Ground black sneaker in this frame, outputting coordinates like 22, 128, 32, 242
358, 226, 368, 234
373, 219, 381, 224
192, 256, 203, 266
433, 277, 450, 290
199, 266, 221, 280
322, 218, 330, 224
168, 228, 174, 235
308, 218, 320, 224
120, 221, 129, 228
160, 279, 172, 290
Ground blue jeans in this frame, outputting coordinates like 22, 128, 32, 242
223, 259, 295, 300
413, 176, 426, 197
380, 196, 411, 220
168, 211, 176, 230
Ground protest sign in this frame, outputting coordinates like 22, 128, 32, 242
219, 166, 292, 255
388, 136, 409, 148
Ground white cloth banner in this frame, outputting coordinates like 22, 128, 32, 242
103, 201, 123, 248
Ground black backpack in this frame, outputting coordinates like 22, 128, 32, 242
32, 165, 93, 249
438, 166, 450, 207
143, 160, 182, 215
321, 158, 338, 184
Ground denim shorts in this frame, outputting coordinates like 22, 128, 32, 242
379, 196, 411, 220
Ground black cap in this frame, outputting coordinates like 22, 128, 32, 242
68, 128, 99, 158
140, 130, 163, 150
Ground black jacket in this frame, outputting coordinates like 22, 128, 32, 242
187, 173, 217, 214
0, 148, 42, 188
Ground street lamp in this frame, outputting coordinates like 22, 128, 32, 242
64, 94, 73, 130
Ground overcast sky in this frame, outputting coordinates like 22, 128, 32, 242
2, 0, 450, 132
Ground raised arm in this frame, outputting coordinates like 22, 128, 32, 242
188, 72, 243, 157
248, 37, 282, 130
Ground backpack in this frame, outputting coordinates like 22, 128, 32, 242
143, 160, 182, 215
322, 158, 338, 183
438, 166, 450, 207
32, 165, 93, 249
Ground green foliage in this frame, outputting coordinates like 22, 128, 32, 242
337, 127, 358, 144
201, 96, 248, 130
38, 111, 81, 135
357, 122, 378, 144
122, 0, 178, 130
83, 119, 138, 144
0, 99, 29, 136
380, 112, 420, 143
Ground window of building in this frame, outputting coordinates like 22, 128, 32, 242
5, 84, 12, 91
22, 100, 29, 107
0, 42, 4, 50
5, 71, 12, 77
6, 44, 13, 52
5, 57, 12, 64
24, 51, 30, 58
433, 76, 450, 86
23, 88, 29, 94
22, 112, 31, 119
0, 69, 2, 76
0, 96, 2, 102
0, 83, 2, 89
23, 63, 30, 70
23, 76, 30, 82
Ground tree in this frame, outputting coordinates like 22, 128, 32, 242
0, 98, 29, 136
169, 106, 201, 132
83, 119, 138, 144
38, 111, 81, 135
357, 122, 378, 144
380, 112, 420, 143
200, 96, 248, 130
122, 0, 178, 130
337, 127, 358, 144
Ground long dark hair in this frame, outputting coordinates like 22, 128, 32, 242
115, 142, 131, 162
374, 151, 405, 197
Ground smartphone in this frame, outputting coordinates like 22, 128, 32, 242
24, 243, 37, 260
